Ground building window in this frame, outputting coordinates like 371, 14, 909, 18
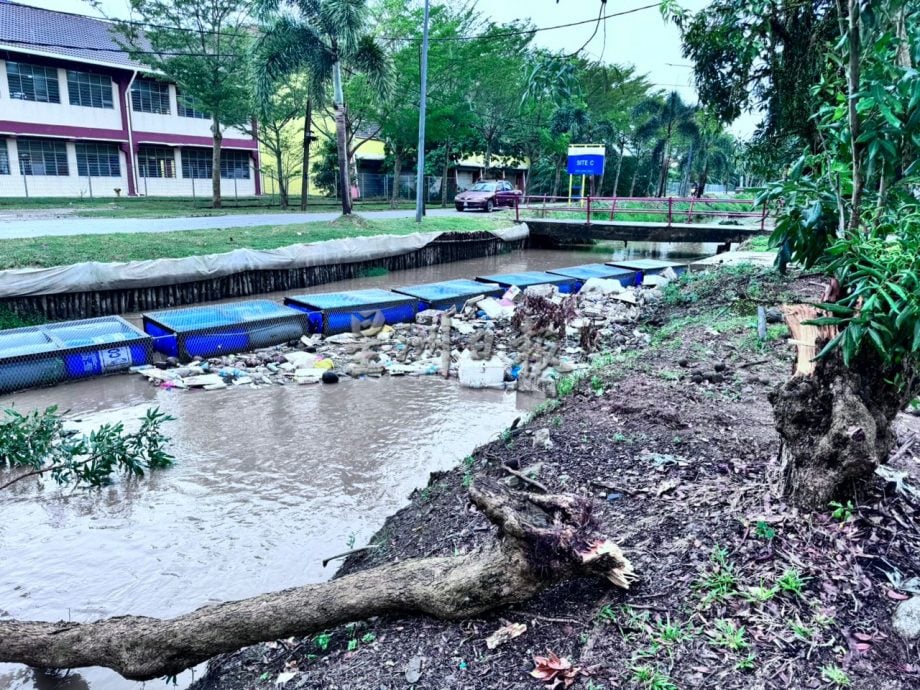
137, 145, 175, 178
131, 78, 170, 114
7, 62, 60, 103
221, 149, 251, 179
181, 147, 212, 179
17, 138, 69, 176
76, 143, 120, 177
177, 89, 208, 119
0, 141, 9, 175
182, 148, 251, 179
67, 71, 114, 109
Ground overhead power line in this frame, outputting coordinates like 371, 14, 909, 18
0, 2, 661, 60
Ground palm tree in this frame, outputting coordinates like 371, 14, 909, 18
255, 0, 391, 215
646, 92, 698, 197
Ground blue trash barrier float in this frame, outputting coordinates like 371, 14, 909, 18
546, 263, 639, 287
605, 259, 686, 276
475, 271, 579, 294
393, 279, 504, 312
284, 289, 419, 336
0, 316, 152, 393
143, 300, 309, 361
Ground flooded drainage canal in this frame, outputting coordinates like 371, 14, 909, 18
0, 245, 713, 690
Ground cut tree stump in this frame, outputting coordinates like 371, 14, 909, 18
0, 479, 634, 681
771, 303, 907, 509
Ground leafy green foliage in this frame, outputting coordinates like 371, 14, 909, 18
753, 1, 920, 387
829, 500, 856, 521
0, 406, 174, 490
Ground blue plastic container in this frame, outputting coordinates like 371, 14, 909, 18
0, 316, 152, 393
284, 289, 418, 335
475, 271, 579, 294
142, 300, 308, 361
393, 279, 503, 311
546, 263, 639, 288
605, 259, 686, 277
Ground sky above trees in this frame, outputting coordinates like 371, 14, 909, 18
24, 0, 758, 137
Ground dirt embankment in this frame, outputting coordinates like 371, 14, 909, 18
193, 266, 920, 690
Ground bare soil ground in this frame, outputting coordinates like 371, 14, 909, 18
193, 267, 920, 690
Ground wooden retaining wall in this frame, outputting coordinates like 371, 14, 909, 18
1, 231, 525, 322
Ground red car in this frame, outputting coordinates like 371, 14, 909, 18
454, 180, 522, 212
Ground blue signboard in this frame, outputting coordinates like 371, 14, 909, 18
566, 146, 605, 176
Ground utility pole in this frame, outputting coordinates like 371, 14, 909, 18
414, 0, 431, 223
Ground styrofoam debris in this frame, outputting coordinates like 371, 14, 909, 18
458, 350, 506, 389
184, 374, 224, 387
580, 277, 624, 295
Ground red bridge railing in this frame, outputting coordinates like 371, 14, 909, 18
514, 195, 768, 232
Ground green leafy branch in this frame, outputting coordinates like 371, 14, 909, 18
0, 406, 175, 491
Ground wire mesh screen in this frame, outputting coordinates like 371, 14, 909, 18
392, 279, 504, 312
142, 300, 310, 362
0, 316, 153, 394
284, 289, 418, 336
475, 272, 579, 294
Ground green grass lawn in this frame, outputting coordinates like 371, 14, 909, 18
0, 195, 421, 219
0, 213, 514, 269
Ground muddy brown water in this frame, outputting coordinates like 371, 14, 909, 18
0, 244, 714, 690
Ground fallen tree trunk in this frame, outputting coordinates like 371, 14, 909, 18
0, 480, 634, 681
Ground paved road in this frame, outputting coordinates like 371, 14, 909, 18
0, 207, 474, 240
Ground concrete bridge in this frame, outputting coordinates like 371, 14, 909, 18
515, 195, 769, 246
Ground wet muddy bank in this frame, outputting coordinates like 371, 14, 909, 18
194, 267, 920, 690
0, 229, 526, 322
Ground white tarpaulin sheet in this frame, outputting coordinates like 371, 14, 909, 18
0, 225, 529, 298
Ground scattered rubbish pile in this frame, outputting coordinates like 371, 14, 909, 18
131, 269, 678, 396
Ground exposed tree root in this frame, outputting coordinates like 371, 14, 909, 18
0, 480, 634, 681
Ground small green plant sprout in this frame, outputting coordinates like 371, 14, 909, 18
347, 638, 358, 652
630, 665, 677, 690
829, 500, 855, 522
695, 545, 738, 604
313, 632, 332, 650
742, 582, 778, 604
590, 374, 605, 395
735, 653, 756, 672
776, 568, 808, 596
613, 432, 628, 442
360, 632, 376, 644
788, 618, 813, 641
821, 664, 851, 687
709, 619, 750, 651
595, 604, 617, 623
654, 616, 694, 645
754, 520, 776, 540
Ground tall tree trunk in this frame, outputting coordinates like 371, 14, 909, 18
275, 147, 288, 210
300, 97, 312, 212
629, 147, 641, 197
612, 141, 625, 197
0, 480, 634, 682
334, 105, 351, 215
210, 117, 222, 209
696, 158, 709, 199
552, 155, 563, 198
332, 60, 352, 216
657, 140, 671, 197
846, 0, 862, 233
441, 141, 451, 208
391, 149, 402, 208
